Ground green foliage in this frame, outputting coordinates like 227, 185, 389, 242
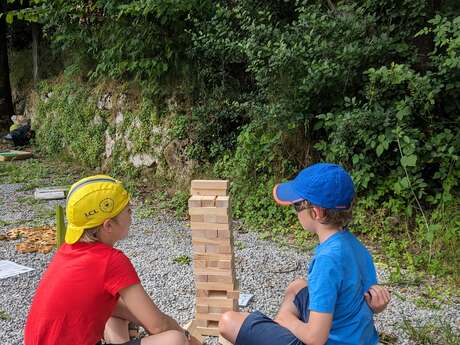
34, 79, 108, 168
173, 255, 191, 265
400, 319, 460, 345
12, 0, 460, 278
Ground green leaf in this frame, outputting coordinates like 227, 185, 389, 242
376, 144, 384, 157
401, 154, 417, 167
6, 12, 13, 24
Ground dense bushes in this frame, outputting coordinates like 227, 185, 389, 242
11, 0, 459, 277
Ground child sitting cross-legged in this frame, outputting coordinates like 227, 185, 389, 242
25, 175, 201, 345
219, 163, 390, 345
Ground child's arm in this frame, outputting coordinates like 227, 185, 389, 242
364, 285, 391, 313
119, 284, 184, 335
276, 311, 332, 345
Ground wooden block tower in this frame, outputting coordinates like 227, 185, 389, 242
188, 180, 239, 339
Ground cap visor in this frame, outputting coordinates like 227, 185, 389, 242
273, 182, 304, 206
65, 224, 84, 244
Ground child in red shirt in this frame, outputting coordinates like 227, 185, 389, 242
25, 175, 201, 345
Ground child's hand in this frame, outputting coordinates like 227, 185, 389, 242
364, 285, 390, 313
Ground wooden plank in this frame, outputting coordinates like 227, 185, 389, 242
207, 275, 234, 284
195, 266, 233, 276
201, 196, 217, 207
191, 229, 218, 239
196, 281, 236, 291
191, 188, 227, 196
189, 207, 229, 216
196, 326, 220, 337
194, 253, 233, 261
183, 320, 204, 342
196, 313, 222, 321
196, 296, 236, 308
0, 150, 32, 161
188, 195, 204, 208
192, 237, 231, 246
191, 180, 229, 190
190, 222, 230, 230
216, 196, 230, 208
194, 259, 232, 270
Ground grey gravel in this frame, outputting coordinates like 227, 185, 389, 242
0, 182, 459, 345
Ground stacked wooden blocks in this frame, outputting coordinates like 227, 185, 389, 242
189, 180, 239, 338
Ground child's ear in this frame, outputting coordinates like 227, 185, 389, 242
312, 206, 326, 220
101, 218, 114, 233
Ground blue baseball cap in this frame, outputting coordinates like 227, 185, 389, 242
273, 163, 355, 209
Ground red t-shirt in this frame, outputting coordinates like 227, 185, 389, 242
24, 242, 140, 345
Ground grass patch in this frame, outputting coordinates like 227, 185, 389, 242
0, 309, 11, 320
173, 255, 191, 265
400, 319, 460, 345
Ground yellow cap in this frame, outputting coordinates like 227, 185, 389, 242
65, 175, 130, 244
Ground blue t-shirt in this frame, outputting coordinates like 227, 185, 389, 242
307, 230, 379, 345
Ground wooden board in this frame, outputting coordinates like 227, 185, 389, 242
0, 150, 32, 161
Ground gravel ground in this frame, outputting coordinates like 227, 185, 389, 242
0, 182, 459, 345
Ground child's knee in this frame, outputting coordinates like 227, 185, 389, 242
286, 278, 307, 296
219, 311, 235, 335
163, 330, 187, 345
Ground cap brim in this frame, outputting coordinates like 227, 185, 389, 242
273, 182, 305, 206
65, 223, 85, 244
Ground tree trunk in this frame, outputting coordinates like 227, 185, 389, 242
32, 22, 39, 86
0, 0, 14, 130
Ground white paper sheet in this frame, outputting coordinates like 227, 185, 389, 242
0, 260, 34, 279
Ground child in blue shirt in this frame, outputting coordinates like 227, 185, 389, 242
219, 163, 390, 345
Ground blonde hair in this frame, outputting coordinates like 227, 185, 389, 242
78, 226, 101, 243
77, 214, 122, 243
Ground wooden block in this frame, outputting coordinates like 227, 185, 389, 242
194, 259, 232, 271
191, 188, 227, 196
183, 320, 204, 342
201, 214, 230, 224
189, 207, 229, 216
216, 196, 230, 208
192, 243, 206, 254
195, 275, 208, 282
194, 253, 233, 261
209, 305, 234, 314
196, 281, 236, 291
196, 313, 222, 321
201, 196, 217, 207
193, 243, 231, 254
196, 326, 220, 337
188, 195, 203, 208
190, 222, 230, 230
190, 214, 204, 222
226, 290, 240, 299
196, 296, 236, 308
195, 266, 233, 276
192, 237, 231, 246
207, 275, 234, 284
191, 180, 229, 191
192, 229, 218, 238
196, 305, 209, 313
217, 229, 231, 239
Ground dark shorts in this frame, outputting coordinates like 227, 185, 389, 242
96, 340, 141, 345
235, 287, 310, 345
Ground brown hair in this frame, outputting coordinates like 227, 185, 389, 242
302, 200, 354, 229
